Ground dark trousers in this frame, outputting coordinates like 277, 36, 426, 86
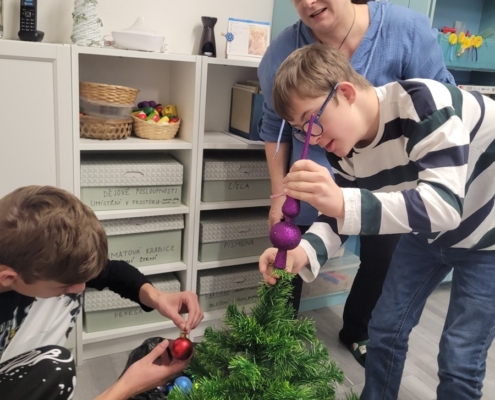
289, 233, 401, 345
0, 345, 76, 400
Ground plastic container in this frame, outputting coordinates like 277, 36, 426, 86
112, 17, 165, 52
80, 97, 133, 119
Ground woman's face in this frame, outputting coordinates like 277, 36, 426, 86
293, 0, 349, 34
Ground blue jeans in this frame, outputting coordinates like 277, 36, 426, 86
362, 233, 495, 400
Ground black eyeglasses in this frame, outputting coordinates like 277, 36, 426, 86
293, 83, 340, 143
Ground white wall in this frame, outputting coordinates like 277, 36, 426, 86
1, 0, 273, 56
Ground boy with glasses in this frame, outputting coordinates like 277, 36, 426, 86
259, 43, 495, 399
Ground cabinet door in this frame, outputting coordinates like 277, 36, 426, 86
389, 0, 434, 18
272, 0, 300, 41
389, 0, 410, 7
0, 41, 73, 198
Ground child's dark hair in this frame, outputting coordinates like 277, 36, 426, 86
0, 185, 108, 284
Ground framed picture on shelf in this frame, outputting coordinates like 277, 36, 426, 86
225, 17, 271, 61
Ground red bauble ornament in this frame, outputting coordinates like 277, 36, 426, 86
170, 332, 193, 360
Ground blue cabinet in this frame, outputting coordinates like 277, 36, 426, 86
433, 0, 495, 80
389, 0, 435, 19
272, 0, 300, 41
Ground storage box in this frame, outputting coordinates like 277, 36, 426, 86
199, 209, 271, 262
83, 274, 181, 332
80, 153, 183, 211
202, 153, 271, 202
229, 86, 264, 141
301, 266, 358, 299
101, 215, 184, 267
197, 264, 261, 312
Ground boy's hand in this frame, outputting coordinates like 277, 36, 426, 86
139, 286, 204, 334
283, 160, 345, 219
259, 246, 310, 285
95, 339, 189, 400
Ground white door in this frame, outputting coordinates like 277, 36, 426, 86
0, 41, 73, 197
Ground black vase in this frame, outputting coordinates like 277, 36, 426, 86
199, 16, 217, 57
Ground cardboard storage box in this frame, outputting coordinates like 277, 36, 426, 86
101, 215, 184, 268
199, 209, 271, 262
202, 153, 271, 202
229, 83, 264, 141
197, 263, 261, 312
84, 274, 180, 332
80, 153, 183, 211
301, 266, 358, 299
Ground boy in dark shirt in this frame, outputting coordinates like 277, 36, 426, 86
0, 185, 203, 399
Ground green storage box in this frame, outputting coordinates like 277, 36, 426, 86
197, 264, 261, 312
80, 153, 183, 211
199, 209, 271, 262
83, 274, 181, 332
101, 215, 184, 267
201, 153, 271, 202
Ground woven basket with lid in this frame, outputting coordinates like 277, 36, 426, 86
80, 82, 139, 104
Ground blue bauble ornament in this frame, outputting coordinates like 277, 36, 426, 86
174, 376, 193, 394
165, 383, 174, 393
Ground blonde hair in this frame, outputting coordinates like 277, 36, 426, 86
0, 186, 108, 284
272, 43, 371, 121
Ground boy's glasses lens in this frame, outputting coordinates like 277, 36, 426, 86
293, 123, 323, 143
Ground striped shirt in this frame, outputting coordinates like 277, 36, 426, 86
299, 79, 495, 282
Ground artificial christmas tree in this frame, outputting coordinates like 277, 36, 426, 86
166, 117, 357, 399
71, 0, 103, 47
167, 270, 358, 400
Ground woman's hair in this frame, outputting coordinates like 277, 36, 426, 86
0, 185, 108, 284
272, 43, 371, 121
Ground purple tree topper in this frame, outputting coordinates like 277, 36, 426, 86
269, 114, 315, 269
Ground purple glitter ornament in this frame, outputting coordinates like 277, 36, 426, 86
269, 114, 315, 269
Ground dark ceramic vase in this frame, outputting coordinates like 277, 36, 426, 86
199, 16, 217, 57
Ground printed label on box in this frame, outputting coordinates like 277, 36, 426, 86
199, 287, 259, 311
108, 230, 181, 267
81, 185, 182, 211
201, 180, 271, 202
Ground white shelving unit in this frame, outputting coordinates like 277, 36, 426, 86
0, 40, 360, 361
71, 46, 202, 361
189, 58, 266, 343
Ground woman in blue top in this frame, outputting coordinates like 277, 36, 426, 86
258, 0, 454, 366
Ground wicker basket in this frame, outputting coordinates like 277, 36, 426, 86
80, 82, 139, 104
132, 116, 180, 140
80, 115, 133, 140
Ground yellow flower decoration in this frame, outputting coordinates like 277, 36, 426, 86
449, 33, 458, 45
459, 32, 466, 43
473, 36, 483, 48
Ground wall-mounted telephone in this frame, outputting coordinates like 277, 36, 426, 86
18, 0, 44, 42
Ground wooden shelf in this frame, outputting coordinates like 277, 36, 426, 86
197, 256, 261, 270
204, 57, 260, 68
75, 46, 197, 63
94, 205, 189, 220
203, 131, 264, 150
82, 320, 176, 344
79, 137, 193, 151
138, 261, 187, 276
200, 198, 270, 211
